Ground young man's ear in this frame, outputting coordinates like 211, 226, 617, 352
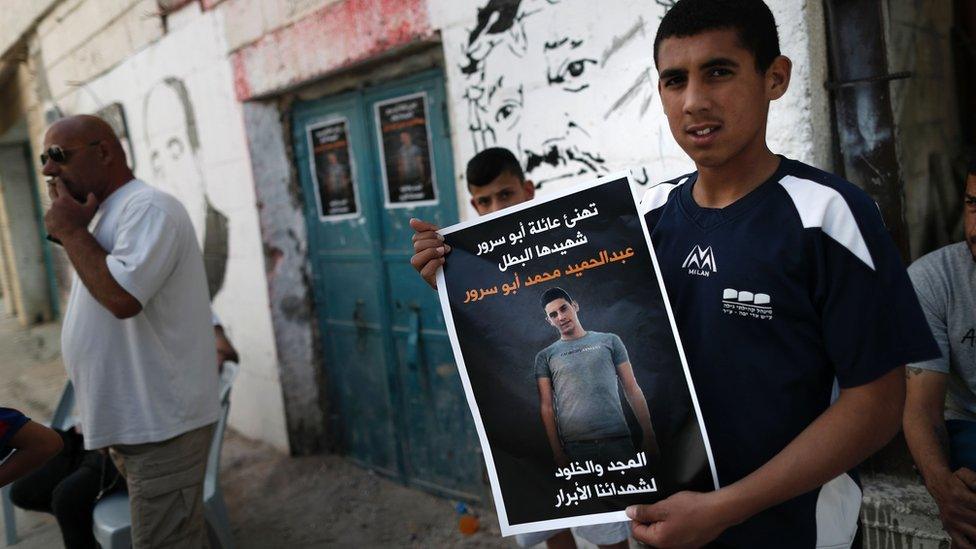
765, 55, 792, 101
523, 179, 536, 199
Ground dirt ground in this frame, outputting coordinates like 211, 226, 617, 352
0, 303, 521, 548
220, 435, 508, 548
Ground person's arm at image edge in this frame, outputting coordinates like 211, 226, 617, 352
904, 368, 976, 544
902, 262, 976, 545
616, 361, 660, 462
629, 366, 906, 547
0, 421, 63, 488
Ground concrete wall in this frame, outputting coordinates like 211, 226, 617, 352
241, 99, 327, 455
38, 4, 290, 451
0, 0, 59, 59
0, 143, 49, 326
0, 70, 53, 326
431, 0, 832, 220
886, 0, 965, 260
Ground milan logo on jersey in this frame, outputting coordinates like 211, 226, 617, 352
682, 245, 717, 277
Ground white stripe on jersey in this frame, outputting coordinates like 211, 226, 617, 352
778, 175, 876, 270
638, 177, 688, 215
815, 472, 861, 548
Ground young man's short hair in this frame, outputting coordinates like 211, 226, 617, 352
967, 147, 976, 177
653, 0, 781, 73
540, 287, 574, 309
466, 147, 525, 187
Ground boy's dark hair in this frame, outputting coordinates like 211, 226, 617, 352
466, 147, 525, 188
653, 0, 781, 73
968, 148, 976, 177
540, 287, 574, 309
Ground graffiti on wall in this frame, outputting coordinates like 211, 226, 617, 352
458, 0, 670, 188
142, 77, 229, 299
95, 103, 136, 172
71, 79, 230, 301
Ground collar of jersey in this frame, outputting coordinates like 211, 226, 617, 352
677, 156, 789, 233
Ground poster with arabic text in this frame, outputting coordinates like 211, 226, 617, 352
436, 174, 717, 536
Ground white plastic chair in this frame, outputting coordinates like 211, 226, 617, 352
2, 380, 76, 546
92, 361, 239, 549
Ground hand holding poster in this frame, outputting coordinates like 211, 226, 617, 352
436, 174, 717, 536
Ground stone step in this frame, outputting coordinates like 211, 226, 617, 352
860, 473, 950, 549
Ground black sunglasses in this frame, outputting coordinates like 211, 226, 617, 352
40, 140, 101, 165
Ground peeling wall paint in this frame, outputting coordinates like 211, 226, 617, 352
229, 0, 434, 100
243, 99, 328, 455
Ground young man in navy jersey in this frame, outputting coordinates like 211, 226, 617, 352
411, 1, 939, 546
622, 1, 939, 547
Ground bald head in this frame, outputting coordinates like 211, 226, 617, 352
42, 114, 133, 202
48, 115, 123, 152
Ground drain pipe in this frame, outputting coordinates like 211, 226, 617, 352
823, 0, 912, 261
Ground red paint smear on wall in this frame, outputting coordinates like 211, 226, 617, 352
230, 0, 431, 101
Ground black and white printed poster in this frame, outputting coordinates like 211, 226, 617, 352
375, 92, 437, 208
436, 174, 717, 536
307, 118, 360, 220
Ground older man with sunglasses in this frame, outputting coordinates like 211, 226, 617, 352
42, 114, 219, 548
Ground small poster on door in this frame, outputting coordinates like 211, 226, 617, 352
307, 118, 360, 221
435, 174, 717, 537
375, 92, 438, 208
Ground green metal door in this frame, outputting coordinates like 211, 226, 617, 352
292, 70, 482, 499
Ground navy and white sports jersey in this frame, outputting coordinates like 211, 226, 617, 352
640, 157, 939, 548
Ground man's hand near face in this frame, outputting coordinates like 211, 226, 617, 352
44, 180, 99, 241
44, 179, 141, 319
410, 218, 451, 289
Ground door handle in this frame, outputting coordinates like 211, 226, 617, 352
406, 304, 421, 372
353, 299, 367, 352
405, 303, 433, 402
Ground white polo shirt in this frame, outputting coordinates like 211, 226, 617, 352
61, 179, 219, 449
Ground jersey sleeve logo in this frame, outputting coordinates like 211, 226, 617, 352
682, 244, 718, 277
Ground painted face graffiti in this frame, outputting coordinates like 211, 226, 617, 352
143, 77, 229, 299
460, 0, 662, 188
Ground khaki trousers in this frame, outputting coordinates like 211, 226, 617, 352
109, 423, 215, 549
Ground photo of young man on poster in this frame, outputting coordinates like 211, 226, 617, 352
536, 287, 660, 469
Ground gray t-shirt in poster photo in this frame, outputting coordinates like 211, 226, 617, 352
535, 331, 632, 443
